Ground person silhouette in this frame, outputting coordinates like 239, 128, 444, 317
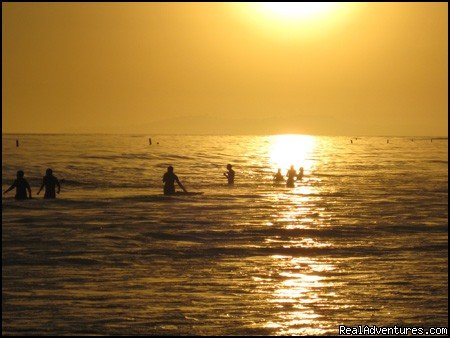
297, 167, 304, 180
163, 166, 187, 195
3, 170, 32, 200
223, 164, 235, 185
37, 168, 61, 199
286, 165, 297, 187
274, 168, 284, 182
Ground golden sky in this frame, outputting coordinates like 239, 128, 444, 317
2, 2, 448, 135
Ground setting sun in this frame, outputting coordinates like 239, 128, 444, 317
234, 2, 355, 41
258, 2, 337, 20
269, 134, 315, 172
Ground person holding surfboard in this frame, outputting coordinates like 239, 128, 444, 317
163, 166, 187, 195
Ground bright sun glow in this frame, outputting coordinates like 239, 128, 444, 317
269, 134, 315, 172
259, 2, 337, 20
234, 2, 355, 41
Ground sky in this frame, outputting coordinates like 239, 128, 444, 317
2, 2, 448, 136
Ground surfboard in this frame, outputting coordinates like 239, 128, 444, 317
173, 191, 204, 196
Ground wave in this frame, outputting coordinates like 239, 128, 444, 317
427, 160, 448, 164
134, 242, 447, 259
2, 197, 113, 210
79, 153, 154, 160
114, 195, 185, 203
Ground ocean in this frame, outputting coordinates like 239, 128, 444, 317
2, 134, 448, 335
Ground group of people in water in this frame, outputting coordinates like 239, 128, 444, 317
273, 165, 304, 187
162, 164, 302, 195
3, 168, 60, 200
4, 163, 303, 199
162, 164, 235, 195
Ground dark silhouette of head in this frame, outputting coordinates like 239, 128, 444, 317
16, 170, 24, 179
168, 166, 174, 173
277, 168, 282, 173
46, 168, 53, 176
290, 165, 294, 170
227, 164, 232, 170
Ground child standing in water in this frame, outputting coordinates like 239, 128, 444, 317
297, 167, 304, 180
223, 164, 235, 185
3, 170, 32, 200
37, 168, 61, 199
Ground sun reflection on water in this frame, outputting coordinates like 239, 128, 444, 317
262, 136, 338, 334
271, 186, 328, 230
263, 256, 337, 335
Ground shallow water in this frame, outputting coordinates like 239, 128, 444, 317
2, 134, 448, 335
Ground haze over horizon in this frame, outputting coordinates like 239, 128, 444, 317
2, 2, 448, 136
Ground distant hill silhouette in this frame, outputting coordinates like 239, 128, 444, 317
12, 113, 447, 136
126, 114, 357, 135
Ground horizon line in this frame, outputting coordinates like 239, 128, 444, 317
1, 132, 448, 138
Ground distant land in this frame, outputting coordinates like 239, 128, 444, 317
2, 113, 448, 137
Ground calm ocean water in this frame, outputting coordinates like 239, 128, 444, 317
2, 134, 448, 335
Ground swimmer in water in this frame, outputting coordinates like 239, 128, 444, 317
274, 168, 284, 183
223, 164, 235, 185
297, 167, 304, 180
286, 165, 297, 187
3, 170, 32, 200
37, 168, 61, 199
163, 166, 187, 195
